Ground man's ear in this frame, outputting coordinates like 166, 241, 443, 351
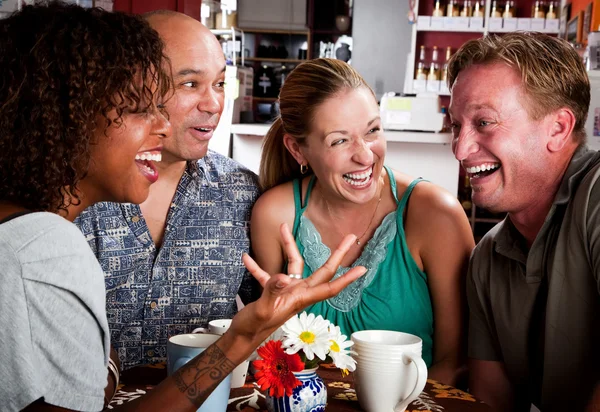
547, 108, 576, 152
283, 134, 307, 166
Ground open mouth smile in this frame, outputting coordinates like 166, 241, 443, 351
135, 151, 162, 183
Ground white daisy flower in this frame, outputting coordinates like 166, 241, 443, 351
327, 325, 357, 372
281, 312, 331, 361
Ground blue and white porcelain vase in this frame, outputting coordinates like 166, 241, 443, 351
265, 367, 327, 412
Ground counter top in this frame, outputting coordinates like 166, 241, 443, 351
231, 124, 452, 145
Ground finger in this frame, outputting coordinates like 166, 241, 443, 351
305, 233, 356, 287
242, 253, 270, 287
301, 266, 367, 306
280, 222, 304, 277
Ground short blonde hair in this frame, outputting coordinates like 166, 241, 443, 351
447, 32, 590, 145
259, 58, 373, 191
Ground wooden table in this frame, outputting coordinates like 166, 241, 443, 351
108, 363, 491, 411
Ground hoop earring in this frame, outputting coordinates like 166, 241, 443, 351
300, 164, 308, 175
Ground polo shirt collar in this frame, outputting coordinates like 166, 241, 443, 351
493, 146, 600, 263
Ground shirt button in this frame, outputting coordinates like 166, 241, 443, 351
131, 216, 140, 223
150, 301, 157, 309
170, 203, 176, 208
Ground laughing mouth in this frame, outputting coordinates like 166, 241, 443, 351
343, 168, 373, 186
135, 151, 161, 176
466, 163, 500, 179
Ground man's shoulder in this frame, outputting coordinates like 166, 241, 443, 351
201, 151, 259, 184
74, 202, 127, 232
469, 221, 507, 281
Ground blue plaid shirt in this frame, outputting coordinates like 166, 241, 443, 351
76, 151, 260, 369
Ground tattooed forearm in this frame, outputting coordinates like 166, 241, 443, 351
172, 344, 237, 406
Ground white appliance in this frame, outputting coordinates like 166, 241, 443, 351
380, 92, 446, 132
210, 65, 253, 157
585, 70, 600, 151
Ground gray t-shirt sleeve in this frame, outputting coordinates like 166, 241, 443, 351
467, 247, 503, 362
0, 214, 109, 411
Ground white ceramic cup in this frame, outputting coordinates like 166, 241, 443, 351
192, 319, 249, 388
351, 330, 428, 412
193, 319, 233, 336
167, 333, 232, 412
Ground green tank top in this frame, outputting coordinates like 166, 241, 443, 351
291, 166, 433, 366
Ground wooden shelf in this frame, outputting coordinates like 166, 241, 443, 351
253, 97, 278, 102
246, 57, 306, 63
312, 29, 351, 35
417, 26, 486, 32
241, 28, 310, 35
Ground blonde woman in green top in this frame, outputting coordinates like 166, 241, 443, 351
250, 59, 475, 387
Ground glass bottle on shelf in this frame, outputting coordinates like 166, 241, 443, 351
428, 46, 439, 82
433, 0, 445, 16
546, 1, 558, 19
415, 46, 428, 80
441, 46, 453, 82
532, 0, 546, 18
460, 0, 473, 17
472, 0, 484, 17
447, 0, 460, 16
490, 0, 502, 17
503, 0, 515, 18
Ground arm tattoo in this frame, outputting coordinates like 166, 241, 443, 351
172, 344, 236, 406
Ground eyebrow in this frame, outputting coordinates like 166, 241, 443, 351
175, 66, 227, 78
449, 103, 495, 117
324, 116, 381, 138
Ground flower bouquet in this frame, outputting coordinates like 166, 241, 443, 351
252, 312, 356, 412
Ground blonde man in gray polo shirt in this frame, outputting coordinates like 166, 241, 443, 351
447, 32, 600, 411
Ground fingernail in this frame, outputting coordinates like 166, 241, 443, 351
276, 280, 287, 288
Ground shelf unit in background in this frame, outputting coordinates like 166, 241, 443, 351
404, 0, 562, 96
210, 27, 245, 66
307, 0, 352, 59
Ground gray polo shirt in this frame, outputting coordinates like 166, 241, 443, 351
468, 147, 600, 411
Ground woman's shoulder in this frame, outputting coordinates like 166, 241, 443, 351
251, 180, 299, 229
388, 168, 463, 217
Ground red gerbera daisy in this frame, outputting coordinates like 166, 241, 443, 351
252, 340, 304, 397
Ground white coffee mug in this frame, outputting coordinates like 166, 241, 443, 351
192, 319, 248, 388
351, 330, 428, 412
193, 319, 232, 336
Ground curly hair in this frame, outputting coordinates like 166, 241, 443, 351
0, 1, 172, 213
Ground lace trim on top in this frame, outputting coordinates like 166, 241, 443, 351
298, 210, 397, 312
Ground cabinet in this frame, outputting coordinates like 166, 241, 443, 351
307, 0, 352, 59
113, 0, 202, 19
238, 0, 307, 30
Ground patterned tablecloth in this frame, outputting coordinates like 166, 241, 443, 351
109, 363, 491, 411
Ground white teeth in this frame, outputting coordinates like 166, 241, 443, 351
343, 169, 373, 186
344, 169, 373, 180
466, 163, 499, 174
135, 153, 162, 162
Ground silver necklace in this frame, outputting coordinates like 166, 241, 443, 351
325, 187, 382, 246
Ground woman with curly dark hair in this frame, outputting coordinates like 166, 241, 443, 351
0, 3, 367, 411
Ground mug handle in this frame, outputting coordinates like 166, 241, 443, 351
174, 356, 193, 372
192, 327, 208, 333
394, 352, 428, 412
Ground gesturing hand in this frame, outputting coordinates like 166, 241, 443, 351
232, 223, 366, 343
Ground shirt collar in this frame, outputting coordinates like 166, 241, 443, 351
493, 146, 600, 261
